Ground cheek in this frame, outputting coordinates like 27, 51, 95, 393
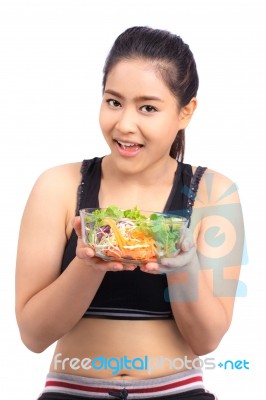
99, 105, 117, 134
99, 106, 109, 135
152, 119, 179, 141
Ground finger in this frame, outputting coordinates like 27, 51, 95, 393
161, 246, 196, 268
101, 261, 124, 272
123, 264, 137, 271
180, 229, 195, 252
140, 262, 160, 274
76, 246, 95, 260
86, 255, 124, 272
76, 251, 124, 272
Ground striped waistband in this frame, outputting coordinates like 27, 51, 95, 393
42, 369, 205, 399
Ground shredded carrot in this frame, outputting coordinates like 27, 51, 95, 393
103, 217, 127, 248
102, 218, 157, 260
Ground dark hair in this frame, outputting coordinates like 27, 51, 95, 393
102, 26, 199, 162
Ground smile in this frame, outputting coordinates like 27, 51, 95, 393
115, 140, 143, 150
114, 140, 143, 157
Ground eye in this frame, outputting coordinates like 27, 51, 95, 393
140, 105, 157, 113
106, 99, 122, 108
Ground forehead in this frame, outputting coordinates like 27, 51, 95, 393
105, 59, 175, 100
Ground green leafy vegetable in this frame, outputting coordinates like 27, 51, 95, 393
82, 205, 186, 260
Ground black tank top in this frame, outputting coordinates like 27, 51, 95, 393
61, 157, 206, 320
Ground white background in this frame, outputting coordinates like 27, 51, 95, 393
0, 0, 265, 398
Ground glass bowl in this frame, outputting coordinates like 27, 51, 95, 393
79, 206, 188, 267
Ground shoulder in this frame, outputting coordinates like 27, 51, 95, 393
190, 167, 243, 245
32, 162, 82, 194
37, 161, 82, 182
193, 167, 240, 208
25, 162, 83, 214
21, 162, 84, 238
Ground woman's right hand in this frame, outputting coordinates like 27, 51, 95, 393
72, 217, 136, 272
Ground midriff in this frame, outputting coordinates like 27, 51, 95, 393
50, 318, 197, 379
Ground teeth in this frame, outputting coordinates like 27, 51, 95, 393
117, 140, 139, 147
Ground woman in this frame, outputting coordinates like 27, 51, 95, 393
15, 26, 244, 399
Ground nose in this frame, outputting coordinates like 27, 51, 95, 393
115, 107, 138, 134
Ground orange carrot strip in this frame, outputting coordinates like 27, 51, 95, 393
103, 218, 126, 250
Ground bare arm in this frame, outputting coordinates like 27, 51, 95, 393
15, 164, 122, 353
167, 170, 244, 354
143, 169, 244, 355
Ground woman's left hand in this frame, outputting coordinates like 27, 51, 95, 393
139, 229, 196, 274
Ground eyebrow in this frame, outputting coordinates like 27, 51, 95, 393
104, 89, 164, 102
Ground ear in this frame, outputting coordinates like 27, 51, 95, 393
178, 97, 197, 129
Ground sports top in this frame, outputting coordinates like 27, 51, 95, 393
61, 157, 206, 320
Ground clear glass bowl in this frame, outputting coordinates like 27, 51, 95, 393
79, 206, 188, 268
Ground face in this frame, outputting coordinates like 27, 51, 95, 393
99, 59, 195, 174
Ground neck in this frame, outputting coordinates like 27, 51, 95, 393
102, 155, 178, 186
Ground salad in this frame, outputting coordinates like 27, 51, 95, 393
80, 206, 187, 262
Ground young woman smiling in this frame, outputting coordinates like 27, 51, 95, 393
15, 26, 244, 400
